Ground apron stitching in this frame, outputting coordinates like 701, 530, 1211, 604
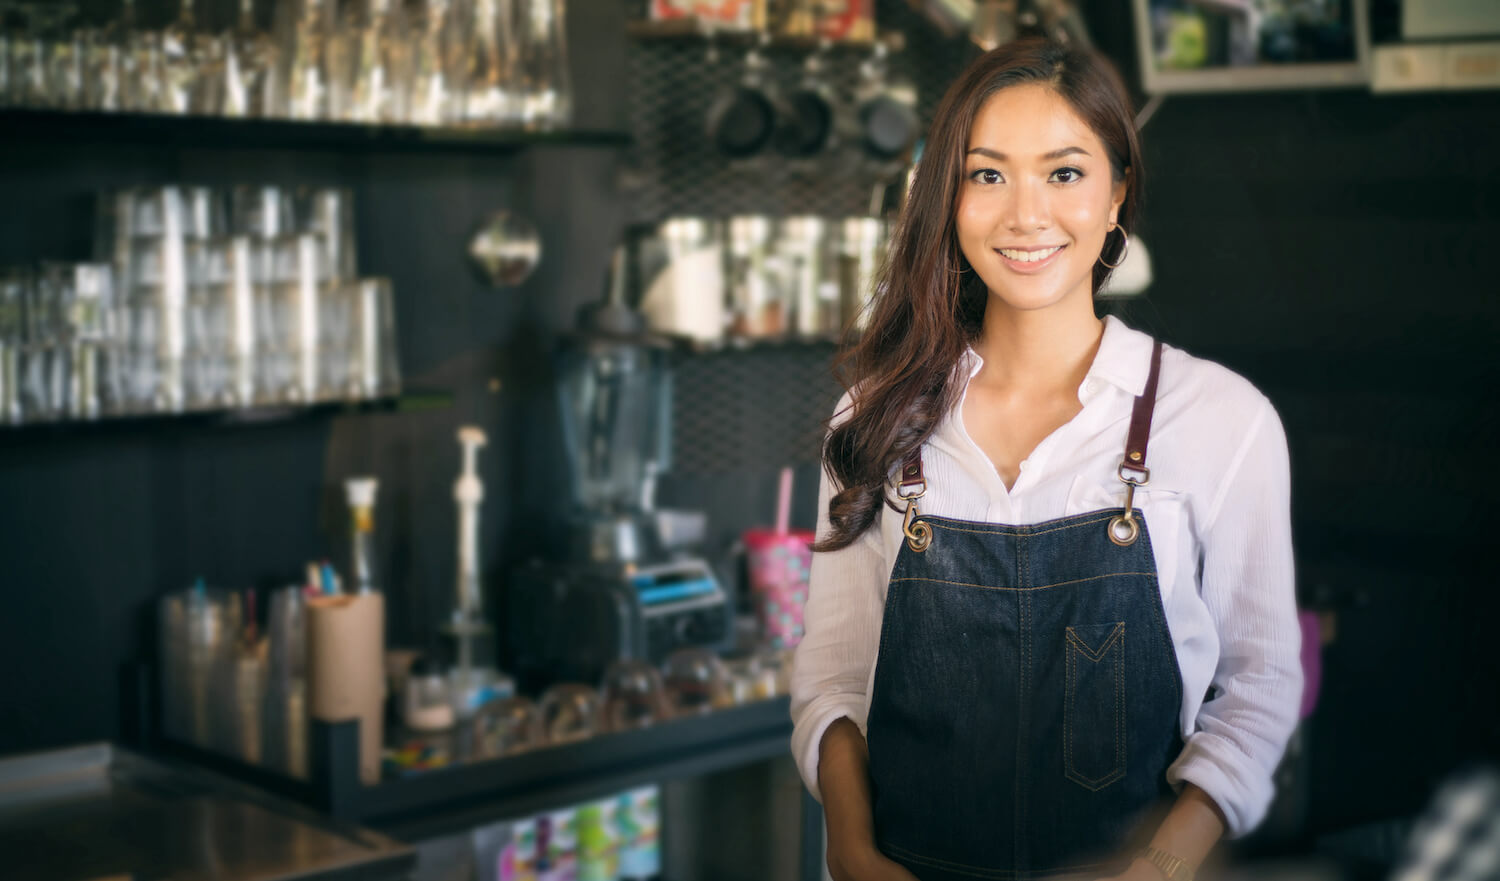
925, 515, 1116, 537
891, 572, 1158, 592
1018, 535, 1030, 867
1064, 621, 1074, 795
1119, 627, 1128, 780
1019, 583, 1031, 865
1064, 622, 1125, 660
1063, 622, 1130, 791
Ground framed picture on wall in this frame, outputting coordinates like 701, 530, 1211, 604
1132, 0, 1371, 93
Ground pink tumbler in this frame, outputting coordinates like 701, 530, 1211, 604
744, 527, 814, 649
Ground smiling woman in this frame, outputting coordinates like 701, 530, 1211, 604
957, 84, 1127, 315
814, 37, 1144, 550
793, 36, 1303, 881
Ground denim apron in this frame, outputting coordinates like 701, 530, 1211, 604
867, 340, 1185, 881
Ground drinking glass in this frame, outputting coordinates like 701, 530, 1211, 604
275, 0, 335, 120
601, 659, 671, 732
0, 268, 29, 424
514, 0, 570, 128
232, 184, 297, 240
661, 648, 731, 714
344, 277, 400, 400
222, 0, 279, 117
84, 0, 141, 112
47, 26, 87, 110
406, 0, 465, 126
461, 0, 519, 125
297, 187, 356, 281
471, 695, 542, 757
40, 261, 117, 420
186, 237, 256, 409
119, 188, 190, 413
256, 233, 325, 404
329, 0, 412, 123
9, 10, 47, 108
537, 682, 600, 745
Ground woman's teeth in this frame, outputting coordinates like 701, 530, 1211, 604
998, 246, 1062, 263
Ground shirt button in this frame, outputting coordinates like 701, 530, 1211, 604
1019, 459, 1029, 471
1084, 379, 1099, 394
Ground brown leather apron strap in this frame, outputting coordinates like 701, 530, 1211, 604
896, 338, 1164, 551
897, 447, 931, 551
1109, 339, 1163, 547
1121, 339, 1164, 480
897, 450, 926, 498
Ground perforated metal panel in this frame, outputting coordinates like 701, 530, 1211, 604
632, 4, 978, 479
671, 341, 842, 475
624, 0, 980, 223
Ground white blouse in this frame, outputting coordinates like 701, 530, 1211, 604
790, 315, 1303, 840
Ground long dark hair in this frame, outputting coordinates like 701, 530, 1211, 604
816, 37, 1144, 552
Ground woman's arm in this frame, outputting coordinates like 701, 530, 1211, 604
791, 395, 891, 804
1128, 398, 1302, 878
819, 718, 920, 881
1165, 399, 1303, 839
793, 394, 915, 880
1108, 783, 1227, 880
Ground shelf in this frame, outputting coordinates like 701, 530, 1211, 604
0, 109, 632, 155
155, 695, 794, 841
366, 697, 795, 840
0, 388, 453, 442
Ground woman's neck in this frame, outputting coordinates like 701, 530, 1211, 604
971, 297, 1104, 395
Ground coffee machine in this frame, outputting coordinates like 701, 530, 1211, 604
506, 248, 731, 693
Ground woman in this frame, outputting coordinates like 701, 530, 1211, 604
790, 38, 1303, 881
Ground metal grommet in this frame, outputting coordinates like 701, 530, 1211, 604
902, 500, 932, 552
906, 520, 932, 553
1108, 514, 1139, 547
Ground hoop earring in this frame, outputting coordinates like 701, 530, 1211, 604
1099, 226, 1129, 269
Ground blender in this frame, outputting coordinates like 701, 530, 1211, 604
505, 247, 731, 693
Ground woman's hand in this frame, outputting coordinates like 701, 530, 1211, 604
828, 844, 922, 881
818, 718, 919, 881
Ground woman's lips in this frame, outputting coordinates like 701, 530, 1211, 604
995, 245, 1065, 273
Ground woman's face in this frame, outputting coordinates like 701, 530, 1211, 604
955, 83, 1127, 317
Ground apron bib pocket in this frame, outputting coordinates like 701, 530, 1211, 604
1063, 621, 1127, 791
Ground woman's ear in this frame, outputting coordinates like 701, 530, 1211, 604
1110, 167, 1131, 227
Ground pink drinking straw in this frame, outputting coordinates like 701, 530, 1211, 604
775, 466, 793, 535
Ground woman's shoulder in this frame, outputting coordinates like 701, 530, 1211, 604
1158, 341, 1278, 430
829, 387, 859, 430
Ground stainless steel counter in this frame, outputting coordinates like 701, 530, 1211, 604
0, 743, 414, 881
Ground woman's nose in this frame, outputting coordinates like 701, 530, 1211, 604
1005, 180, 1050, 232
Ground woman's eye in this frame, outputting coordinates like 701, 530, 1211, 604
970, 169, 1003, 184
1050, 167, 1084, 183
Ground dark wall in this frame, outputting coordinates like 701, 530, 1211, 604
1144, 87, 1500, 831
1083, 0, 1500, 833
1, 1, 1496, 842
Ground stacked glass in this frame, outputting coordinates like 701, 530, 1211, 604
0, 0, 572, 129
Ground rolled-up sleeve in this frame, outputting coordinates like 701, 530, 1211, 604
1166, 400, 1304, 839
790, 394, 891, 803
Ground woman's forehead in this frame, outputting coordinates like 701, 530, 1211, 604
966, 84, 1100, 156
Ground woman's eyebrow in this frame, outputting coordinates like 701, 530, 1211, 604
966, 146, 1092, 161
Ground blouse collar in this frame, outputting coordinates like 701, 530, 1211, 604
960, 314, 1155, 399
